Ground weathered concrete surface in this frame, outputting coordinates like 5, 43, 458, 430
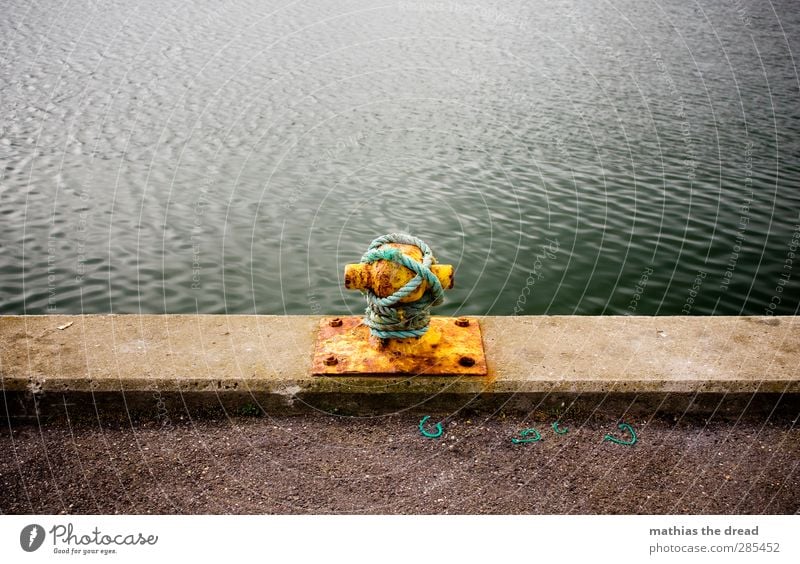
1, 315, 798, 417
4, 415, 799, 514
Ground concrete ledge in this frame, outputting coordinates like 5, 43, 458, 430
1, 315, 798, 417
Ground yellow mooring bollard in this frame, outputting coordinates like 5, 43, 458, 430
344, 243, 454, 303
311, 233, 487, 376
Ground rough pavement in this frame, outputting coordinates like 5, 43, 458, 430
1, 413, 798, 514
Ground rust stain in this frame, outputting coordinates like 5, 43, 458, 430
312, 316, 487, 376
343, 243, 454, 303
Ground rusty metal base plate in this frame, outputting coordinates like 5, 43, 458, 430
312, 317, 487, 376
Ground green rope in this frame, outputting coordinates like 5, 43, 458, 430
552, 421, 569, 435
511, 428, 542, 444
359, 233, 444, 339
418, 416, 443, 438
603, 422, 637, 446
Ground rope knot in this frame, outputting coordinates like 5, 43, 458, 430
358, 233, 445, 339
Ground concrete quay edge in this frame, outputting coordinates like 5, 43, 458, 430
1, 315, 798, 417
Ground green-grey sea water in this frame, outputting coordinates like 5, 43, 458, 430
1, 0, 799, 316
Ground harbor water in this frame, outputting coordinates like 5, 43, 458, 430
1, 0, 799, 316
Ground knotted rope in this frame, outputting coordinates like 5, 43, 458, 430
511, 428, 542, 444
603, 422, 637, 446
359, 233, 444, 339
418, 416, 444, 438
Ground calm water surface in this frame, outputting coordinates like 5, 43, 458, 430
2, 0, 799, 316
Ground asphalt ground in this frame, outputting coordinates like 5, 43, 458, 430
1, 412, 798, 514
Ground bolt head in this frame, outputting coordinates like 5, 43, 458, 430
458, 356, 475, 367
455, 317, 470, 327
329, 317, 343, 327
324, 355, 338, 366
